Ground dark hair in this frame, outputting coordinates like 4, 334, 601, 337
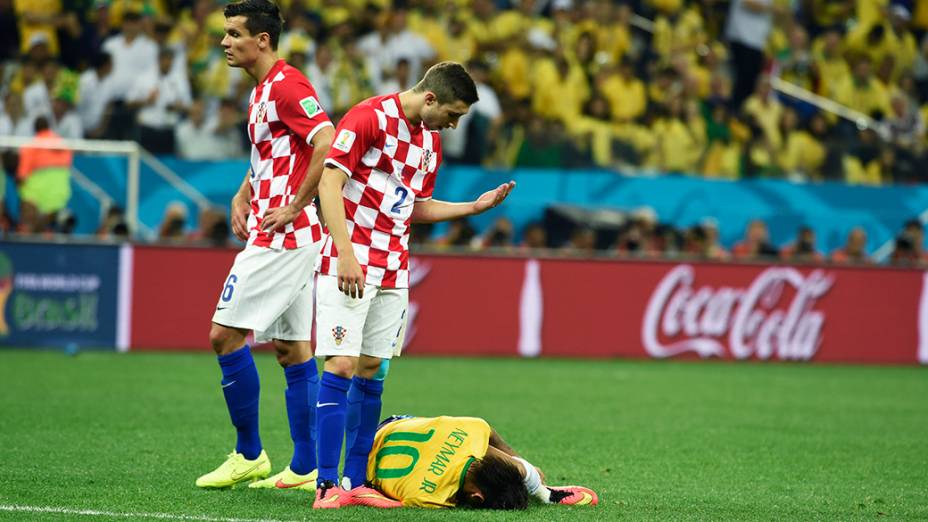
223, 0, 284, 50
414, 61, 478, 105
34, 116, 50, 133
460, 454, 529, 510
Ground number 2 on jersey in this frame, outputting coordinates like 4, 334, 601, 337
390, 187, 409, 214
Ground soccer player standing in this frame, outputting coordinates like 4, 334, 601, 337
312, 61, 516, 508
196, 0, 334, 491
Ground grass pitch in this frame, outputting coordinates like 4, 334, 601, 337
0, 350, 926, 521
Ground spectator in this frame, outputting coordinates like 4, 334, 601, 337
780, 108, 826, 180
890, 229, 926, 267
725, 0, 778, 109
598, 57, 647, 123
780, 225, 825, 263
188, 207, 230, 247
77, 52, 116, 138
616, 207, 660, 257
22, 58, 57, 122
128, 48, 193, 154
830, 227, 870, 264
691, 218, 730, 261
0, 92, 34, 137
96, 205, 128, 240
565, 226, 596, 255
477, 217, 515, 250
50, 87, 82, 139
435, 218, 477, 248
732, 219, 778, 260
832, 55, 892, 120
101, 10, 157, 139
304, 44, 335, 112
377, 57, 414, 95
16, 117, 72, 233
158, 201, 188, 241
520, 221, 548, 251
14, 0, 63, 57
442, 59, 503, 165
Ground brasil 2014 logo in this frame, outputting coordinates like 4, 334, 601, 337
0, 252, 12, 336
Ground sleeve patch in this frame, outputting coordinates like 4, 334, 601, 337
300, 96, 323, 118
333, 129, 357, 152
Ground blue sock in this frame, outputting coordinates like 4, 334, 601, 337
344, 376, 384, 489
315, 371, 351, 486
284, 359, 319, 475
217, 346, 262, 460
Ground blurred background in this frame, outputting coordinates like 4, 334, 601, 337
1, 0, 928, 358
2, 0, 928, 264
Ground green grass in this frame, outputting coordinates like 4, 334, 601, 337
0, 350, 926, 521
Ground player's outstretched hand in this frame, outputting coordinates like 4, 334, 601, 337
261, 204, 300, 232
337, 255, 366, 299
473, 181, 516, 214
231, 195, 250, 241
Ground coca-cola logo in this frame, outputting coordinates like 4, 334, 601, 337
642, 265, 834, 361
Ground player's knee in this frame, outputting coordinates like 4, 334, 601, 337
323, 356, 356, 378
209, 323, 243, 355
273, 341, 312, 367
356, 357, 385, 379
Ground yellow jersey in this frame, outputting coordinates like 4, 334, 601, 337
367, 416, 491, 508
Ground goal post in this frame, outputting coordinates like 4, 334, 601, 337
0, 135, 141, 236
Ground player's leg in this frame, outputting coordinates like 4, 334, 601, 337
198, 247, 309, 488
249, 270, 320, 491
313, 275, 374, 508
196, 321, 270, 487
342, 288, 409, 491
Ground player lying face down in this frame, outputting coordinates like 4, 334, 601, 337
362, 415, 598, 509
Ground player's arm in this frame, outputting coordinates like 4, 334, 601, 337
230, 170, 251, 241
318, 166, 366, 298
261, 125, 335, 231
410, 181, 516, 223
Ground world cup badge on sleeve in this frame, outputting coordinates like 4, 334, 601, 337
332, 326, 347, 346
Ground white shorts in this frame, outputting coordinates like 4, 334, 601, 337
212, 243, 321, 343
315, 274, 409, 359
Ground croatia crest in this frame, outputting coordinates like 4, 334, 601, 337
332, 326, 347, 346
420, 149, 432, 172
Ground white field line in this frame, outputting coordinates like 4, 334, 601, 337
0, 504, 301, 522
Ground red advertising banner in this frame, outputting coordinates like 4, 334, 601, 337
131, 245, 236, 350
130, 246, 928, 364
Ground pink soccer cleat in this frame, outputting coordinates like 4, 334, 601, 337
313, 481, 347, 509
547, 485, 599, 506
343, 485, 403, 508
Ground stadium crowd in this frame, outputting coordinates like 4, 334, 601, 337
1, 0, 927, 264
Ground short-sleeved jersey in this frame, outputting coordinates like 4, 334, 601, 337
246, 59, 332, 250
367, 416, 490, 508
317, 93, 442, 288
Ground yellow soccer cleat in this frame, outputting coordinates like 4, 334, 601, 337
195, 450, 271, 488
248, 466, 317, 492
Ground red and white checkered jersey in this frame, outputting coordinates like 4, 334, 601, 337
245, 59, 332, 250
318, 93, 442, 288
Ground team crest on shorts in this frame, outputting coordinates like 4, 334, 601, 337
332, 326, 347, 346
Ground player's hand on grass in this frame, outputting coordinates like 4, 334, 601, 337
261, 204, 300, 232
337, 255, 365, 299
473, 181, 516, 214
231, 195, 250, 241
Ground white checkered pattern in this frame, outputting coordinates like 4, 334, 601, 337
245, 60, 333, 250
318, 94, 442, 288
